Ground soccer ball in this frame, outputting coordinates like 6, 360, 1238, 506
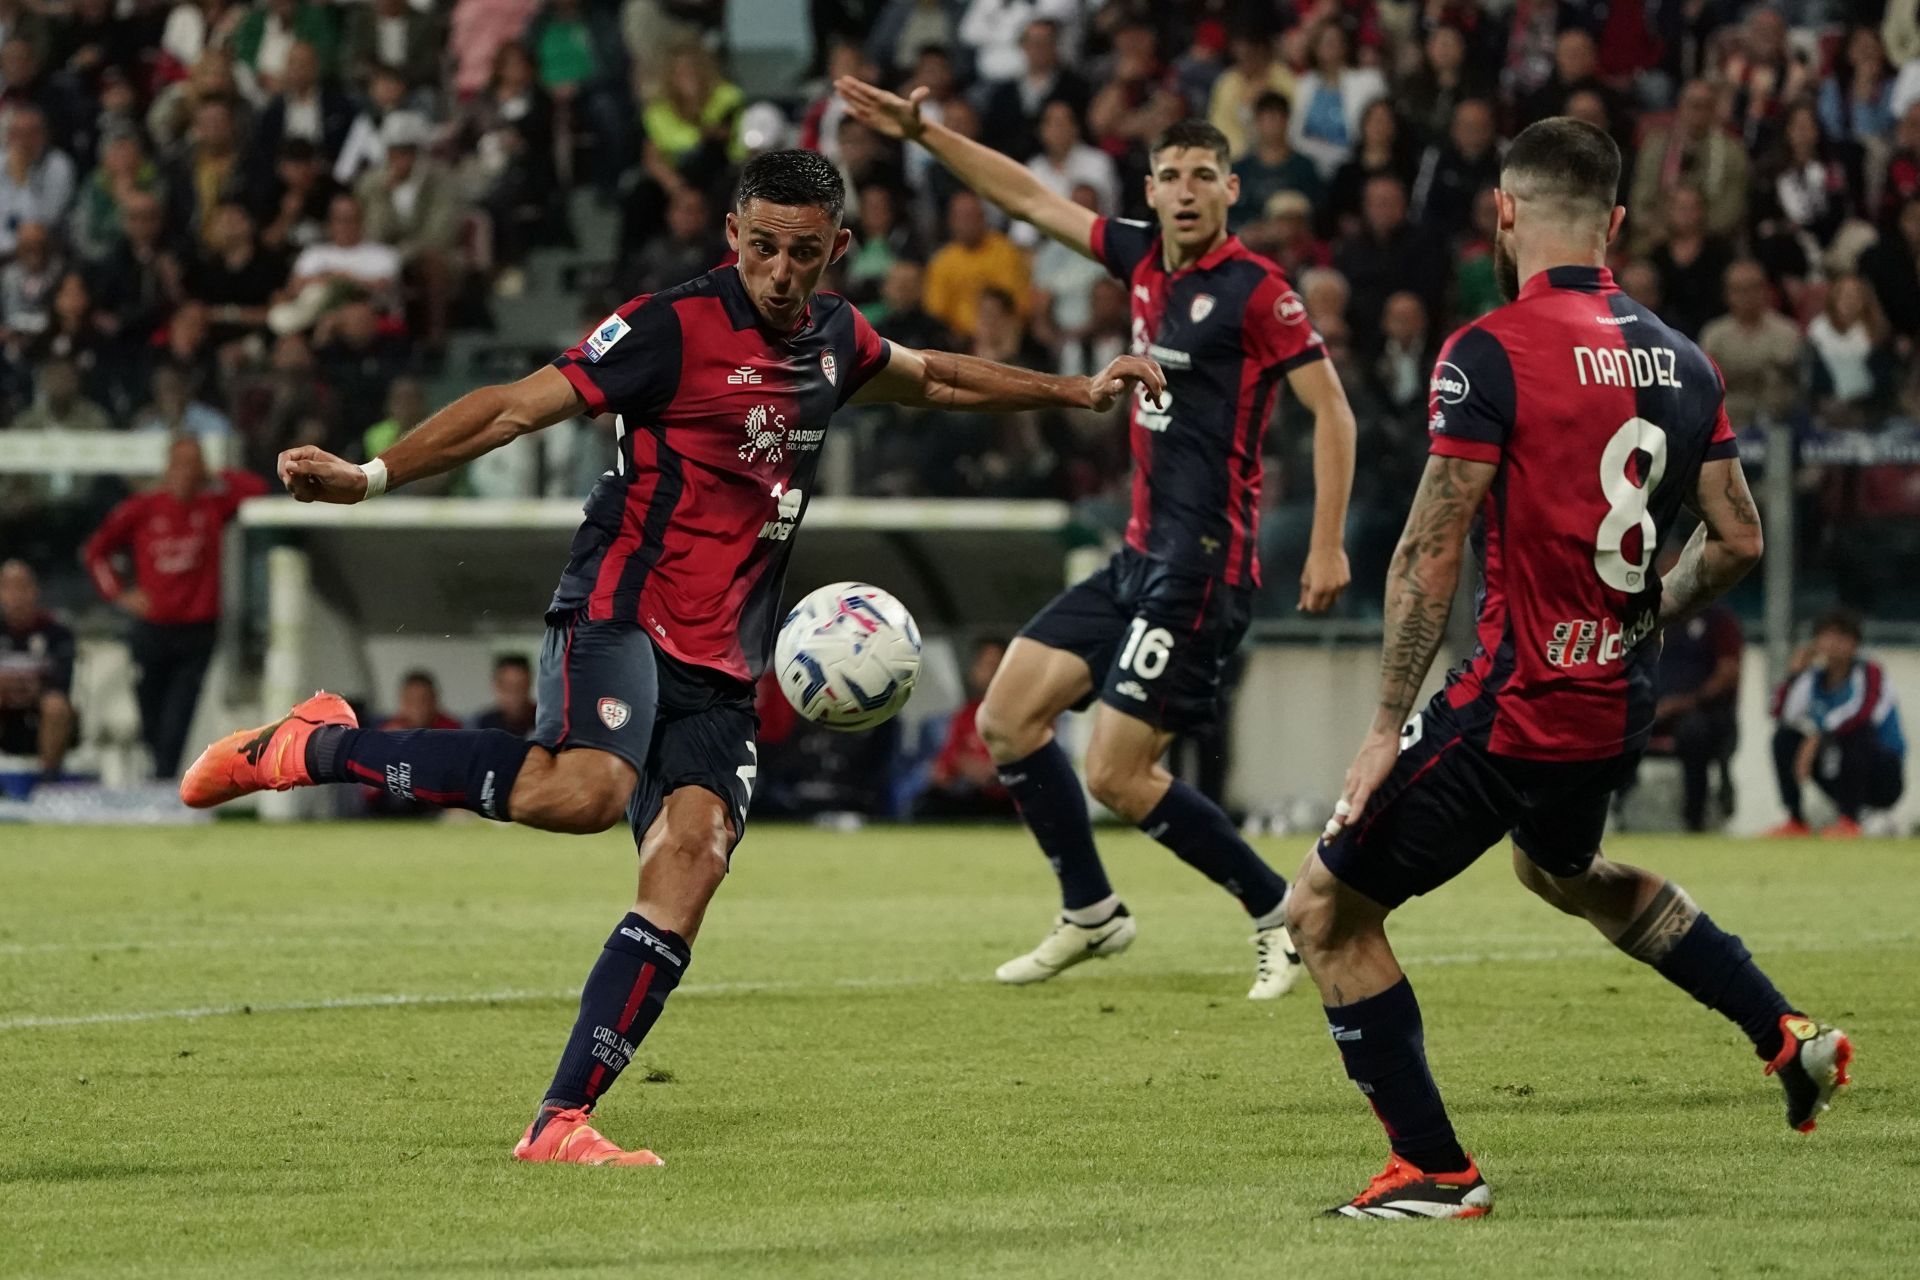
774, 582, 921, 731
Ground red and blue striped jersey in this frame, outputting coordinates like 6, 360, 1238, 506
549, 267, 891, 680
1427, 265, 1739, 761
1091, 217, 1325, 587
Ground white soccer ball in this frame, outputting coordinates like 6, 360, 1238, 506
774, 582, 921, 731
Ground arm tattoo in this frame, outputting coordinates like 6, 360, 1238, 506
1376, 457, 1480, 729
1657, 524, 1711, 628
1613, 880, 1700, 963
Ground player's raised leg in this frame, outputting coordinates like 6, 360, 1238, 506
1083, 703, 1299, 998
1286, 848, 1490, 1218
516, 785, 734, 1166
976, 636, 1139, 984
1511, 847, 1852, 1131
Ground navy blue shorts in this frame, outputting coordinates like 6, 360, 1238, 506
1019, 548, 1251, 733
1318, 691, 1640, 909
535, 610, 759, 852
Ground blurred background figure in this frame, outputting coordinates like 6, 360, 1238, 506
364, 669, 462, 816
1770, 610, 1907, 839
0, 559, 76, 788
81, 438, 266, 779
912, 638, 1014, 820
1626, 603, 1745, 832
474, 654, 536, 737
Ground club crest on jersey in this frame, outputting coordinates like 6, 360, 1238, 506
1431, 361, 1471, 405
820, 350, 837, 385
597, 697, 631, 731
740, 404, 787, 463
1274, 290, 1307, 325
1189, 294, 1215, 323
583, 313, 629, 363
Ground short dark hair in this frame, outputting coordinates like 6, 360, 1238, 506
401, 670, 437, 691
494, 654, 531, 675
1252, 90, 1290, 119
1149, 119, 1232, 166
735, 149, 846, 223
1814, 608, 1864, 642
1501, 116, 1620, 217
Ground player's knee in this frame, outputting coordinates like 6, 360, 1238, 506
1512, 850, 1580, 915
645, 814, 731, 892
1283, 879, 1339, 956
1082, 753, 1145, 820
974, 695, 1040, 763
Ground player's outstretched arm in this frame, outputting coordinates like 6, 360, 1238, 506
1659, 456, 1765, 628
1332, 454, 1498, 828
278, 366, 585, 503
1287, 358, 1357, 613
836, 76, 1099, 258
852, 343, 1164, 413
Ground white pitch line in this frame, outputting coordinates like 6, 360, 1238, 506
1, 932, 1910, 1034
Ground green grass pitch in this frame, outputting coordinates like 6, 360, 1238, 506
2, 822, 1915, 1278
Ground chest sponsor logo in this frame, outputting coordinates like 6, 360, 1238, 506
740, 404, 788, 463
821, 350, 837, 386
1275, 289, 1307, 325
1146, 343, 1191, 369
1430, 361, 1470, 405
597, 697, 631, 731
727, 365, 763, 385
583, 313, 630, 363
760, 484, 805, 541
1189, 294, 1215, 323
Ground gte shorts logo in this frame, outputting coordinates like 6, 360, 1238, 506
1431, 361, 1470, 405
739, 404, 787, 463
1190, 294, 1214, 323
820, 350, 837, 385
597, 697, 631, 731
759, 484, 805, 540
583, 313, 629, 363
1274, 290, 1307, 325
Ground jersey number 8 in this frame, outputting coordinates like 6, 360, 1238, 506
1119, 618, 1174, 680
1594, 416, 1668, 593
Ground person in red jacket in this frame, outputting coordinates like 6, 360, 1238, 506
914, 638, 1015, 820
82, 436, 268, 777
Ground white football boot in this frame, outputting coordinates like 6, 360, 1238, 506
1248, 923, 1303, 999
995, 908, 1137, 985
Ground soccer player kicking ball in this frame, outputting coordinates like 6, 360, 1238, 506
1284, 118, 1852, 1219
179, 151, 1165, 1166
838, 80, 1356, 999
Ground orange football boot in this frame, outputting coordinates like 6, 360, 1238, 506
1822, 816, 1863, 840
179, 692, 358, 808
1763, 818, 1812, 838
1327, 1153, 1492, 1219
513, 1107, 664, 1166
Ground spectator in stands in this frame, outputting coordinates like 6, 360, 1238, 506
1618, 258, 1663, 311
131, 363, 232, 440
0, 37, 81, 155
1770, 608, 1907, 838
531, 0, 632, 201
150, 300, 221, 404
0, 219, 59, 350
979, 20, 1089, 164
313, 300, 408, 438
1029, 182, 1106, 343
356, 113, 457, 355
968, 285, 1046, 369
0, 105, 75, 256
1807, 274, 1898, 416
1253, 190, 1332, 281
232, 0, 339, 92
1819, 26, 1895, 147
923, 189, 1028, 339
913, 637, 1015, 819
1700, 260, 1804, 428
364, 668, 464, 816
1519, 28, 1629, 140
1289, 22, 1386, 181
8, 356, 109, 433
28, 272, 109, 399
345, 0, 445, 91
959, 0, 1080, 84
261, 138, 345, 255
1334, 174, 1447, 352
1860, 194, 1920, 340
842, 182, 921, 304
251, 40, 354, 168
1024, 98, 1117, 229
1400, 24, 1493, 145
92, 190, 181, 349
1651, 603, 1743, 832
1325, 100, 1415, 239
459, 41, 559, 296
475, 653, 537, 736
332, 64, 411, 187
1409, 97, 1502, 244
449, 0, 540, 100
622, 183, 718, 297
1630, 79, 1748, 252
1229, 93, 1320, 230
51, 0, 144, 99
147, 46, 249, 154
164, 96, 261, 253
1085, 20, 1183, 187
270, 194, 402, 335
69, 126, 157, 264
868, 258, 951, 349
1452, 185, 1502, 320
1365, 291, 1438, 422
1751, 101, 1864, 298
1051, 273, 1127, 379
866, 0, 958, 78
1725, 7, 1807, 151
1207, 31, 1294, 162
641, 44, 743, 197
1647, 184, 1735, 339
82, 436, 268, 778
186, 200, 288, 349
0, 559, 76, 784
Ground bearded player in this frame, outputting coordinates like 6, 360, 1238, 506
1283, 118, 1851, 1218
179, 150, 1164, 1166
839, 79, 1355, 999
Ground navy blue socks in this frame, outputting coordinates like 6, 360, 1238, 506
1654, 915, 1798, 1060
306, 724, 531, 821
1325, 978, 1471, 1174
999, 740, 1113, 911
1139, 780, 1288, 920
537, 913, 691, 1129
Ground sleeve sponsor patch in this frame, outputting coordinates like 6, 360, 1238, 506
583, 313, 631, 363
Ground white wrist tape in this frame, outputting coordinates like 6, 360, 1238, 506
360, 458, 389, 499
